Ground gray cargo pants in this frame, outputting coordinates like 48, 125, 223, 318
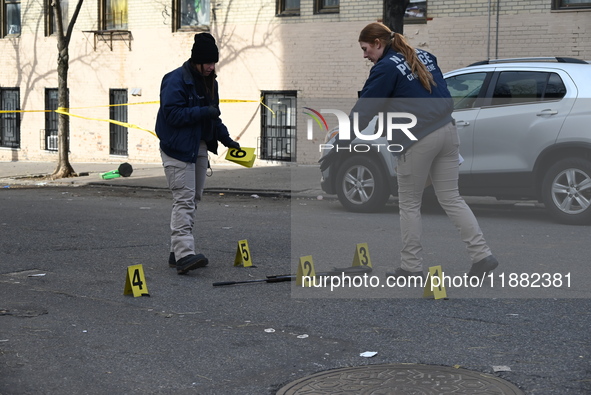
396, 121, 491, 272
161, 141, 209, 261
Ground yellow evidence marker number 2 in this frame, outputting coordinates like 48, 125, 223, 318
234, 239, 253, 267
296, 256, 316, 287
124, 264, 150, 297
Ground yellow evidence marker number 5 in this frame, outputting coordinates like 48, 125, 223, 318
234, 239, 253, 267
124, 264, 150, 297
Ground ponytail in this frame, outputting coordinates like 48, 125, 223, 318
359, 22, 436, 93
391, 32, 435, 93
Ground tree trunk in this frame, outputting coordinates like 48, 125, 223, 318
52, 43, 75, 179
383, 0, 410, 35
51, 0, 85, 179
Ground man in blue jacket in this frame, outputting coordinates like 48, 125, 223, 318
156, 33, 240, 275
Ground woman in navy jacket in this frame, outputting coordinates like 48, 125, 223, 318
156, 33, 240, 275
353, 22, 498, 281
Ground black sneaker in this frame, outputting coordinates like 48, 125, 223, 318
176, 254, 209, 275
385, 268, 426, 285
169, 252, 176, 268
467, 255, 499, 278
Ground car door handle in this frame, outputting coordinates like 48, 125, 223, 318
536, 109, 558, 116
455, 121, 470, 127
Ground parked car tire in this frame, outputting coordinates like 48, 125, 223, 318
542, 158, 591, 225
335, 156, 390, 213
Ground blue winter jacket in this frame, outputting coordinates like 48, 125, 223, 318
155, 61, 233, 162
349, 47, 454, 151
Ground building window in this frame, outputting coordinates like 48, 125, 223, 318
314, 0, 338, 14
0, 88, 20, 148
109, 89, 128, 156
553, 0, 591, 9
277, 0, 300, 16
44, 89, 59, 151
46, 0, 68, 36
1, 0, 21, 37
101, 0, 128, 30
173, 0, 210, 31
405, 0, 427, 24
260, 91, 296, 162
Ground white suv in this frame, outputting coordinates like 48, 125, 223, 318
319, 57, 591, 225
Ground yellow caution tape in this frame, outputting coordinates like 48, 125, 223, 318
55, 107, 158, 137
2, 98, 270, 136
0, 110, 51, 113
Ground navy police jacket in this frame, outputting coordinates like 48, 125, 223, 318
349, 47, 454, 152
155, 61, 233, 163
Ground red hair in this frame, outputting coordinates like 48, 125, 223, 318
359, 22, 435, 92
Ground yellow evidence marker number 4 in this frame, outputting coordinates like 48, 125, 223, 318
124, 264, 150, 297
423, 265, 447, 300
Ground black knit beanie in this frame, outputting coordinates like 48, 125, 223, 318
191, 33, 219, 64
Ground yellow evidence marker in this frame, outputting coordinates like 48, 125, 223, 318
124, 264, 150, 297
296, 255, 316, 287
423, 265, 447, 300
225, 147, 256, 168
352, 242, 372, 268
234, 239, 253, 267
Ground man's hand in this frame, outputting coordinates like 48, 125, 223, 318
207, 106, 221, 119
228, 141, 241, 150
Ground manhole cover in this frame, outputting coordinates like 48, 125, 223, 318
277, 364, 524, 394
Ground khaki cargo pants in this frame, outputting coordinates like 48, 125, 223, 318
396, 121, 492, 272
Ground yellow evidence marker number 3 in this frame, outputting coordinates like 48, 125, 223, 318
234, 239, 253, 267
352, 242, 372, 268
124, 264, 150, 297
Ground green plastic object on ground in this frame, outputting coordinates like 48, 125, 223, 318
100, 163, 133, 180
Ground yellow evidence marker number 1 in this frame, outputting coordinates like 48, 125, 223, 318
234, 239, 253, 267
423, 265, 447, 300
124, 264, 150, 297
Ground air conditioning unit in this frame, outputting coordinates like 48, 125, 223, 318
47, 135, 58, 151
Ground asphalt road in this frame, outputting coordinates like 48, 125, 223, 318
1, 186, 589, 394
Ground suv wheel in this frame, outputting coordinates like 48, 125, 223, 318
336, 156, 390, 213
542, 158, 591, 225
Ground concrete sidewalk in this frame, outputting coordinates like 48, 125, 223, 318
0, 161, 325, 198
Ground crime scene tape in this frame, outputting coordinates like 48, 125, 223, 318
0, 101, 161, 113
2, 97, 273, 137
55, 107, 158, 137
0, 109, 50, 113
